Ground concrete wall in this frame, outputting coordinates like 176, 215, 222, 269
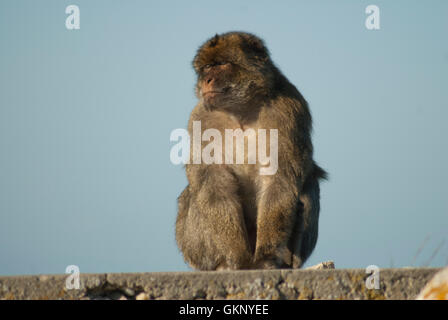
0, 268, 440, 300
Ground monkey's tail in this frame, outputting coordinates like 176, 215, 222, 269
313, 163, 328, 181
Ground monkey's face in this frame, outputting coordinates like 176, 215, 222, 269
193, 32, 274, 111
198, 61, 235, 109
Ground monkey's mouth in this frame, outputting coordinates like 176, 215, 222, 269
203, 87, 230, 98
203, 91, 224, 97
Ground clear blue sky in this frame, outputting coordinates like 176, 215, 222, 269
0, 0, 447, 275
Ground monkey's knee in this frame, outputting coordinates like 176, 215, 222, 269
176, 192, 252, 270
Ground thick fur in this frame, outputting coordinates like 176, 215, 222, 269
176, 32, 327, 270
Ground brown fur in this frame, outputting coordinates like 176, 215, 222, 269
176, 31, 327, 270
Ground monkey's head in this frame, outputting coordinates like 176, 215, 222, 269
193, 32, 277, 111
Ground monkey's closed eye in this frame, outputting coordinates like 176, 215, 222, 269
203, 62, 229, 70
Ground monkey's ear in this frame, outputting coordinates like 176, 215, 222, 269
243, 36, 269, 61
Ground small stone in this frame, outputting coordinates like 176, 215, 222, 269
135, 292, 149, 300
123, 288, 135, 297
306, 261, 335, 270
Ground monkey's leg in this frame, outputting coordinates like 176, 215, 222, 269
253, 176, 299, 269
176, 168, 252, 270
288, 176, 320, 268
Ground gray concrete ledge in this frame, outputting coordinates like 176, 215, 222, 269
0, 268, 440, 300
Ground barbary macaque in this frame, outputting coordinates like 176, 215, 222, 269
175, 32, 327, 270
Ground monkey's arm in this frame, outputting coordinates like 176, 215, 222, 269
253, 172, 298, 267
254, 97, 314, 268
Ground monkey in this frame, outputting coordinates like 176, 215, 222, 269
175, 31, 327, 270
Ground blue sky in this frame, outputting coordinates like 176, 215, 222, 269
0, 0, 447, 275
